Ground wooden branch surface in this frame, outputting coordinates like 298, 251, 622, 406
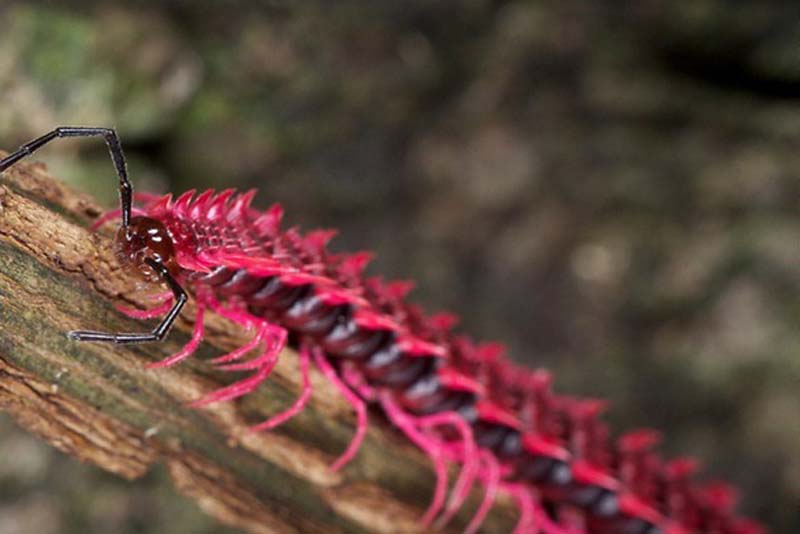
0, 156, 517, 533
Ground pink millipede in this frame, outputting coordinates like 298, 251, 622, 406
0, 127, 765, 534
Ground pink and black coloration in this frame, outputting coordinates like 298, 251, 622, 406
0, 128, 766, 534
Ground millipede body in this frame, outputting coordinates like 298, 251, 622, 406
0, 128, 765, 534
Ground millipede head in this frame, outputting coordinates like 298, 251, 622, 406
114, 216, 178, 282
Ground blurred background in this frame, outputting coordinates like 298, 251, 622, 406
0, 1, 798, 533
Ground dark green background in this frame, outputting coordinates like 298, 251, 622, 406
0, 2, 798, 532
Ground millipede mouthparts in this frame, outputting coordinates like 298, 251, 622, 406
0, 127, 765, 534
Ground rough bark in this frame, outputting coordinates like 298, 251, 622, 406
0, 156, 518, 533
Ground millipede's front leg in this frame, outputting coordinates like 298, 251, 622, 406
68, 259, 187, 344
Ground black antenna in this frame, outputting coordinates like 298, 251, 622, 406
1, 127, 188, 344
0, 127, 133, 226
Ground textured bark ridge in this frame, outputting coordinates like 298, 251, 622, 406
0, 156, 517, 533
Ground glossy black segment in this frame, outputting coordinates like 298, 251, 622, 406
192, 265, 235, 285
362, 342, 434, 387
321, 314, 389, 359
247, 277, 309, 311
283, 294, 344, 336
515, 456, 572, 487
217, 269, 265, 297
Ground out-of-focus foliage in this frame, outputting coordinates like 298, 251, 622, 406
0, 2, 798, 532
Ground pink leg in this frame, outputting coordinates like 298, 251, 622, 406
438, 453, 479, 527
312, 349, 367, 471
341, 362, 376, 401
465, 449, 500, 534
503, 483, 537, 534
188, 362, 274, 407
249, 345, 313, 432
416, 412, 479, 528
147, 302, 206, 369
500, 481, 573, 534
209, 324, 268, 365
199, 291, 287, 368
418, 447, 449, 527
181, 292, 283, 407
201, 289, 263, 330
116, 291, 174, 320
379, 393, 448, 526
216, 328, 287, 372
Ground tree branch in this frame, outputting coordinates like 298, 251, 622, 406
0, 156, 517, 533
